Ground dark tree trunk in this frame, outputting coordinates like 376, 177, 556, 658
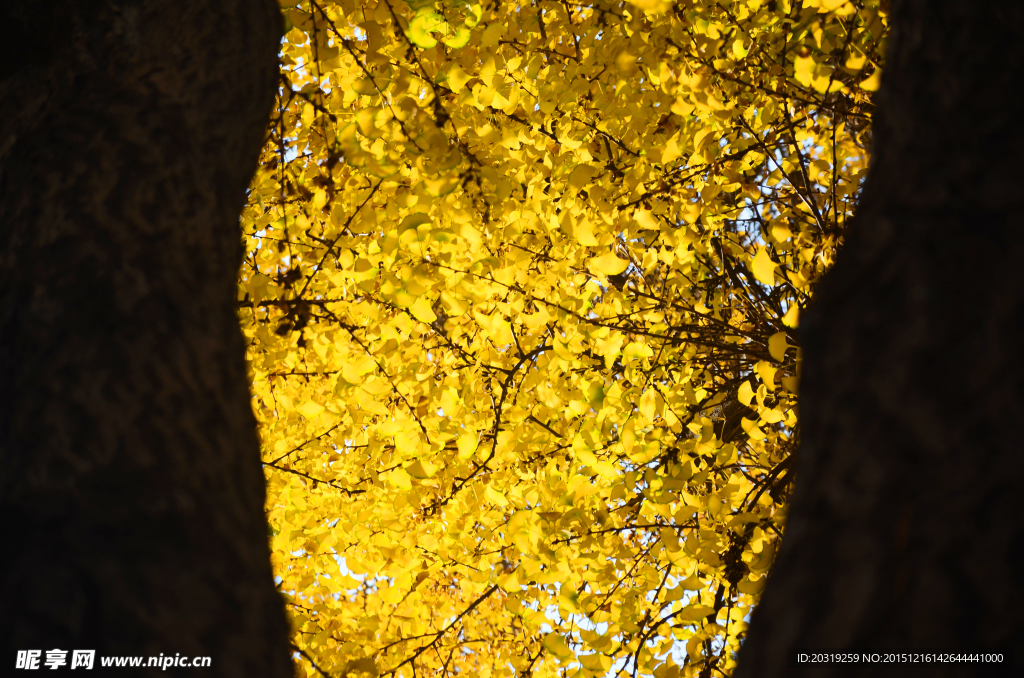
0, 2, 290, 675
735, 1, 1024, 676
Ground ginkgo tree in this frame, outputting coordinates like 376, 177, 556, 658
241, 1, 886, 676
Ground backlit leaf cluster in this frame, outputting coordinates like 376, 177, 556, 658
241, 1, 887, 676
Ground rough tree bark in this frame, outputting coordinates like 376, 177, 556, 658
735, 1, 1024, 676
0, 2, 291, 675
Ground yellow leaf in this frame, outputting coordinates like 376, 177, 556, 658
750, 247, 777, 285
671, 97, 694, 116
407, 459, 438, 479
732, 37, 750, 59
738, 575, 767, 594
615, 51, 638, 75
567, 164, 599, 191
770, 223, 793, 242
639, 389, 657, 422
676, 604, 715, 623
387, 468, 413, 490
741, 417, 766, 440
424, 175, 459, 196
336, 574, 362, 589
481, 23, 505, 48
447, 65, 472, 94
490, 317, 515, 346
593, 460, 619, 481
358, 21, 384, 53
572, 216, 600, 246
768, 332, 788, 363
737, 381, 755, 407
499, 569, 522, 592
443, 27, 471, 49
298, 401, 324, 418
341, 364, 363, 385
859, 66, 882, 91
484, 484, 509, 506
579, 653, 611, 672
573, 433, 599, 466
409, 297, 437, 323
794, 55, 816, 87
457, 432, 479, 460
301, 102, 315, 127
440, 290, 468, 316
660, 132, 682, 164
782, 304, 799, 328
398, 212, 432, 235
693, 126, 715, 153
408, 9, 444, 49
589, 252, 629, 276
756, 360, 778, 391
623, 342, 654, 360
845, 49, 867, 71
750, 542, 776, 572
634, 209, 659, 230
542, 633, 574, 660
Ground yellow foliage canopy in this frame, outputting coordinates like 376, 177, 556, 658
241, 1, 887, 676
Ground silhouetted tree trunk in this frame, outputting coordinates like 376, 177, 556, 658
735, 1, 1024, 676
0, 2, 291, 675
